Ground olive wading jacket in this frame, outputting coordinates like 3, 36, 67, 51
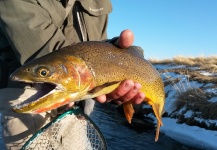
0, 0, 112, 65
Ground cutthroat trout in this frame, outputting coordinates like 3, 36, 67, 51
10, 41, 165, 141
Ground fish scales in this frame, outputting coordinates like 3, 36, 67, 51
10, 41, 165, 141
66, 42, 164, 108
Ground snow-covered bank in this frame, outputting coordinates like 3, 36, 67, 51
161, 118, 217, 149
153, 63, 217, 149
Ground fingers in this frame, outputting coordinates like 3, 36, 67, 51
107, 80, 134, 101
114, 81, 145, 105
119, 82, 144, 104
120, 82, 141, 103
95, 95, 107, 103
96, 80, 145, 105
66, 102, 75, 110
131, 92, 145, 104
115, 29, 134, 48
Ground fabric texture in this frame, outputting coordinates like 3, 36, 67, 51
0, 0, 112, 64
0, 88, 49, 150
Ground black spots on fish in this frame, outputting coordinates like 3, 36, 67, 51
134, 76, 141, 82
84, 56, 91, 62
150, 86, 155, 93
99, 74, 108, 82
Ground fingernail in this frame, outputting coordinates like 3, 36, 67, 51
133, 86, 139, 92
124, 83, 132, 90
139, 94, 145, 101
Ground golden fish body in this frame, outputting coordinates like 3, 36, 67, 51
10, 41, 165, 141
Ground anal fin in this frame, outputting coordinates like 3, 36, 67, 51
123, 102, 135, 123
83, 81, 121, 99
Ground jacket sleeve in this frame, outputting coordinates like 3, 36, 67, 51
0, 0, 66, 64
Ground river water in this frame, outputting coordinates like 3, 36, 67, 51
0, 114, 5, 150
0, 103, 197, 150
90, 103, 196, 150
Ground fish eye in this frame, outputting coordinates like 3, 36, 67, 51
40, 69, 47, 77
35, 67, 50, 77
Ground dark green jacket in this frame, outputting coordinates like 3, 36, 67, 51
0, 0, 112, 64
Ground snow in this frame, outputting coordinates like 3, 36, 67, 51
205, 88, 217, 102
161, 72, 181, 80
154, 64, 173, 70
193, 117, 217, 125
155, 64, 186, 71
209, 97, 217, 103
161, 118, 217, 150
154, 64, 217, 149
205, 88, 217, 95
204, 83, 216, 87
183, 110, 193, 118
199, 71, 217, 77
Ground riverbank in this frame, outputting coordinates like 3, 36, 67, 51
150, 58, 217, 149
161, 118, 217, 149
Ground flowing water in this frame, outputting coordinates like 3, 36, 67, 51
0, 103, 197, 150
90, 103, 197, 150
0, 114, 6, 150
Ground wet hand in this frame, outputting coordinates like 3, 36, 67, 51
96, 29, 145, 105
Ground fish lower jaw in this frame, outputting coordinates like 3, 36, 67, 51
12, 88, 84, 114
11, 86, 62, 113
12, 104, 30, 113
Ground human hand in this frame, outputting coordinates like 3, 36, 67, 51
95, 29, 145, 105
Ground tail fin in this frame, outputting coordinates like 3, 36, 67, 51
152, 103, 163, 142
155, 121, 162, 141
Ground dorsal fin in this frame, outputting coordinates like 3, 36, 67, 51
127, 46, 144, 59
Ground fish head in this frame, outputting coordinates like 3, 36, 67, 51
10, 52, 95, 113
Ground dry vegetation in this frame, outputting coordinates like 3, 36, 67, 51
150, 56, 217, 130
169, 88, 217, 130
174, 88, 217, 120
150, 55, 217, 73
152, 56, 217, 84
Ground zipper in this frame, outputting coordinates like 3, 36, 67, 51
74, 2, 87, 42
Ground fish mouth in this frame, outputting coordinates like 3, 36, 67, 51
12, 82, 63, 112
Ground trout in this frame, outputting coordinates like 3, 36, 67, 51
10, 41, 165, 141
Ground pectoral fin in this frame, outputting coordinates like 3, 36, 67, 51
123, 102, 135, 123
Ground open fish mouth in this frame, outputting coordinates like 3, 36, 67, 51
12, 82, 61, 111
